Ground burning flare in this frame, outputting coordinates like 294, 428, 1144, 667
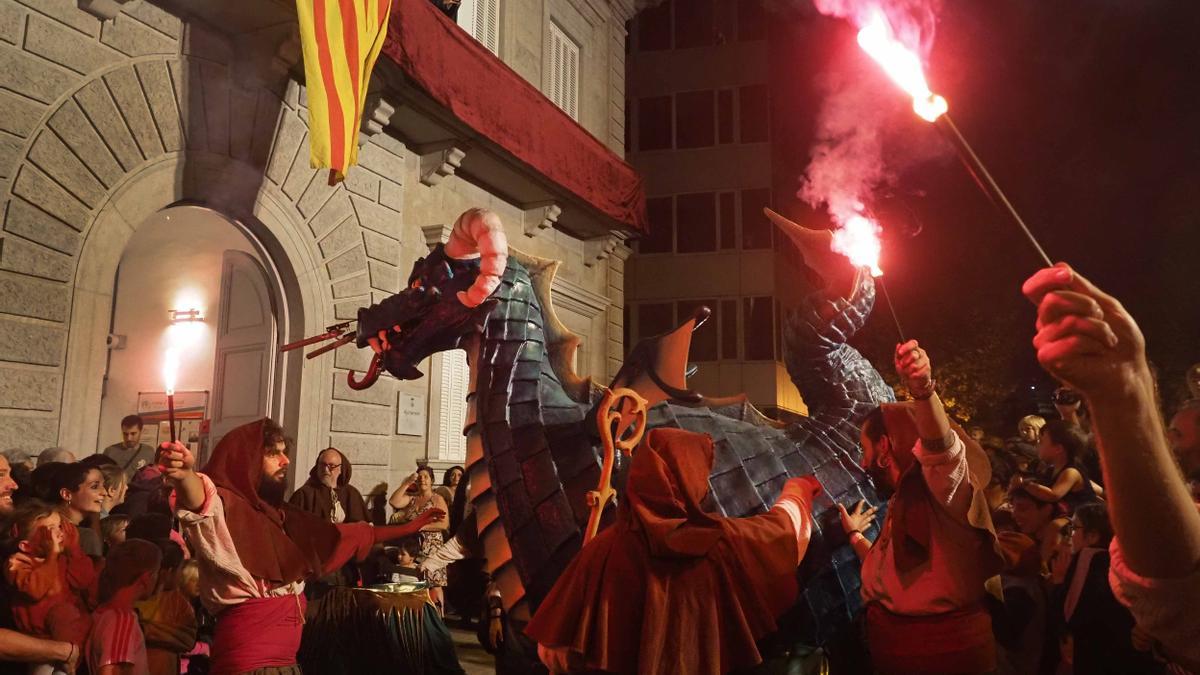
831, 214, 884, 277
856, 10, 947, 122
163, 347, 179, 396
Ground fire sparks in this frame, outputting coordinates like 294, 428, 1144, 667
163, 347, 179, 396
856, 10, 947, 122
831, 214, 884, 277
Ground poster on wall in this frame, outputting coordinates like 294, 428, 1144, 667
137, 391, 209, 452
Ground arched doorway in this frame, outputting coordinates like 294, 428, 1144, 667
95, 205, 286, 460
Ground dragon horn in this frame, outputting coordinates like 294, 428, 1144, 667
445, 208, 509, 308
763, 208, 861, 301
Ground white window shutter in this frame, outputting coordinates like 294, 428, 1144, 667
548, 22, 580, 120
457, 0, 499, 56
437, 349, 469, 462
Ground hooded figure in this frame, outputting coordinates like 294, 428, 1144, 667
526, 427, 820, 675
172, 419, 442, 674
288, 447, 369, 525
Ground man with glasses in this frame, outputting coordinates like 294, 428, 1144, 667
289, 447, 371, 593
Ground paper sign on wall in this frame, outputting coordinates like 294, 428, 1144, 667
396, 392, 426, 436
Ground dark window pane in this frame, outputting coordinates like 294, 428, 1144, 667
721, 299, 738, 359
739, 84, 769, 142
676, 192, 717, 253
638, 1, 672, 51
638, 197, 674, 253
638, 302, 675, 340
717, 89, 734, 144
678, 299, 717, 361
638, 96, 673, 151
675, 90, 715, 149
719, 192, 736, 249
740, 188, 772, 249
743, 296, 775, 360
674, 0, 714, 49
737, 0, 766, 41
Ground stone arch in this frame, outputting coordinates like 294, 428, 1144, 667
0, 13, 406, 462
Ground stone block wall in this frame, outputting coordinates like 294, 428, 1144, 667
0, 0, 632, 500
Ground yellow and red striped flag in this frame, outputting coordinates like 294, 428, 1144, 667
295, 0, 393, 184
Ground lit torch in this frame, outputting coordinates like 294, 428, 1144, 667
831, 213, 906, 341
856, 10, 1053, 267
162, 347, 179, 444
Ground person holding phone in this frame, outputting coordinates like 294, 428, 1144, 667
388, 467, 449, 611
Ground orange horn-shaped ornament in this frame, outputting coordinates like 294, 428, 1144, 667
764, 208, 863, 301
445, 208, 509, 308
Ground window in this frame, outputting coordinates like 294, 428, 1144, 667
638, 96, 673, 151
677, 299, 718, 361
675, 192, 717, 253
743, 297, 775, 360
437, 350, 470, 462
675, 90, 715, 149
718, 192, 736, 249
737, 0, 766, 41
637, 0, 672, 51
721, 299, 738, 359
637, 303, 676, 341
740, 188, 773, 249
717, 89, 734, 144
674, 0, 715, 49
638, 197, 674, 254
457, 0, 500, 55
548, 22, 581, 120
739, 84, 769, 142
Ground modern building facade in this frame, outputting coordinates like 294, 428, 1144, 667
624, 0, 810, 418
0, 0, 642, 495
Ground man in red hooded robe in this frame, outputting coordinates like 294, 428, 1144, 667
525, 427, 821, 675
157, 419, 442, 674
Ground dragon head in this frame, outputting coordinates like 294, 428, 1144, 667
355, 209, 508, 380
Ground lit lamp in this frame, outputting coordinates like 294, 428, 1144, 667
168, 308, 204, 323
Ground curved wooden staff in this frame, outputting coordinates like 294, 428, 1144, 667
584, 387, 648, 545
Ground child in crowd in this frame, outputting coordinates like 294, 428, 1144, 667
175, 561, 212, 675
3, 499, 92, 673
86, 539, 163, 675
135, 540, 197, 675
1013, 420, 1102, 515
99, 514, 129, 552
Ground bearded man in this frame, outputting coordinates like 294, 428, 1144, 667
288, 447, 369, 591
159, 419, 442, 674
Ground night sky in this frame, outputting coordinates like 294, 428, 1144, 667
768, 0, 1200, 417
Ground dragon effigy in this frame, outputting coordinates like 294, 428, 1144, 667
345, 208, 895, 656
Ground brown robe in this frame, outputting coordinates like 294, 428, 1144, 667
525, 427, 813, 675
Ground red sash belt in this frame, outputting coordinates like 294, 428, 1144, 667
866, 602, 996, 675
212, 594, 306, 675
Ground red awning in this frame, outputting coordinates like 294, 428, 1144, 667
381, 0, 647, 233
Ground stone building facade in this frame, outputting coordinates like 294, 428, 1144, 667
0, 0, 638, 495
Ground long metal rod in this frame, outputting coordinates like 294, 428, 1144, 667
876, 276, 906, 343
934, 114, 1054, 268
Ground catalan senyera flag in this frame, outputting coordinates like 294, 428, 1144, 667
295, 0, 393, 184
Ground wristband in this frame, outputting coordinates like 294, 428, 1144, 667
847, 529, 862, 539
910, 378, 937, 400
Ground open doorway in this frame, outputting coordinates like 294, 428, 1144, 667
97, 206, 282, 463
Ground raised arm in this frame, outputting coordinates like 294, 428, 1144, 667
388, 473, 418, 511
1023, 264, 1200, 577
158, 442, 205, 512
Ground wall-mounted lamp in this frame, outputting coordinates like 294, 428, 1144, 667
169, 309, 204, 323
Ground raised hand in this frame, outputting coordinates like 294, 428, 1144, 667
157, 441, 195, 481
894, 339, 933, 396
837, 500, 879, 535
1021, 263, 1148, 401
